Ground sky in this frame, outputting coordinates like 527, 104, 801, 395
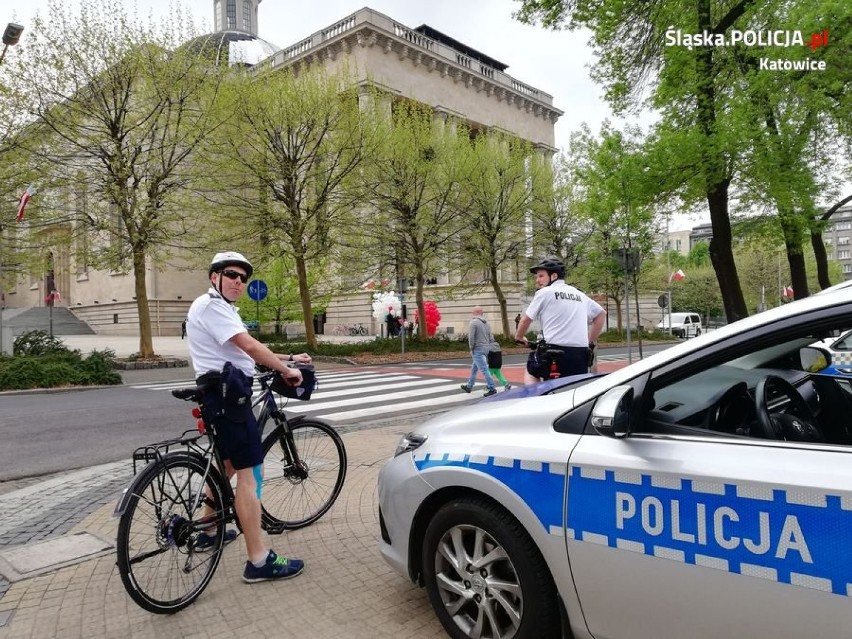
8, 0, 625, 151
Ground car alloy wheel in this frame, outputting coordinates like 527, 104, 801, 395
422, 498, 559, 639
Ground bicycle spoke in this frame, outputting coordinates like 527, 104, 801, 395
261, 420, 346, 529
117, 455, 227, 613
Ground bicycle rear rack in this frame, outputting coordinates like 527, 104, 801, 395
131, 429, 208, 474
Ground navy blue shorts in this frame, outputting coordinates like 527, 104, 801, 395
526, 346, 589, 379
199, 373, 263, 470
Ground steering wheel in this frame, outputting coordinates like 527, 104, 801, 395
753, 375, 824, 442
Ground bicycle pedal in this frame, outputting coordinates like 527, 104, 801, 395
263, 522, 287, 535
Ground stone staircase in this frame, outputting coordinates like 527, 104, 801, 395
1, 307, 95, 336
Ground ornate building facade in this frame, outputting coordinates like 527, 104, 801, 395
6, 3, 561, 335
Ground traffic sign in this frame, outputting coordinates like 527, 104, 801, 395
247, 279, 268, 302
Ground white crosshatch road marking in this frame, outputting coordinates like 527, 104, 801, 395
129, 370, 489, 424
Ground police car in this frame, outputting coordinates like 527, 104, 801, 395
811, 329, 852, 377
377, 289, 852, 639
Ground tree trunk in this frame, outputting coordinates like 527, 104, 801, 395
811, 194, 852, 290
133, 248, 155, 358
415, 263, 426, 339
294, 254, 316, 349
706, 181, 748, 321
611, 294, 624, 331
810, 229, 831, 290
778, 208, 809, 300
696, 0, 748, 322
489, 264, 510, 337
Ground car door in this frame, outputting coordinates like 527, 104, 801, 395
563, 327, 852, 639
566, 434, 852, 639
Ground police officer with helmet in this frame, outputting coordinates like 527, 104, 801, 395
514, 256, 607, 384
186, 251, 312, 583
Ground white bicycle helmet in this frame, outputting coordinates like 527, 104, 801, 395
209, 251, 253, 278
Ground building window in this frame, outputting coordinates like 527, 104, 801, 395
838, 250, 850, 259
844, 264, 852, 273
226, 0, 236, 29
242, 1, 252, 32
214, 0, 221, 30
838, 236, 850, 245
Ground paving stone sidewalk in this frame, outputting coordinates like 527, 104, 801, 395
0, 418, 447, 639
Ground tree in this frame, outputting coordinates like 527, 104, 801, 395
514, 0, 759, 322
460, 133, 544, 336
207, 65, 376, 349
576, 125, 657, 331
10, 0, 227, 357
362, 102, 471, 338
530, 144, 594, 271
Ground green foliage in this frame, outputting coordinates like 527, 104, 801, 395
599, 329, 677, 343
263, 336, 474, 357
13, 330, 68, 356
0, 341, 121, 390
670, 270, 724, 319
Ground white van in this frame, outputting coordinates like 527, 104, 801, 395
657, 312, 702, 338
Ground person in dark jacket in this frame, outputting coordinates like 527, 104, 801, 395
459, 306, 497, 397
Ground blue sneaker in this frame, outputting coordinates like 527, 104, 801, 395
194, 528, 238, 550
243, 550, 304, 583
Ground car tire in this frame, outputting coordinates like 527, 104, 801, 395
422, 497, 560, 639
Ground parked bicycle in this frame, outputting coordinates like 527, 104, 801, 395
114, 366, 347, 614
348, 323, 368, 336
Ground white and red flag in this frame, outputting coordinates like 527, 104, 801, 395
782, 285, 794, 297
669, 269, 685, 283
15, 184, 36, 222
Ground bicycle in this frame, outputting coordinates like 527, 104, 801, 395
348, 323, 368, 336
114, 367, 347, 614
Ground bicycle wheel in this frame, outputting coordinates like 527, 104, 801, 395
116, 454, 227, 614
358, 326, 367, 335
260, 418, 347, 529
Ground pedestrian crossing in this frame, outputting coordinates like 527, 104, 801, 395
129, 370, 487, 424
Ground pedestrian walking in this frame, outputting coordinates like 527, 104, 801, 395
460, 306, 497, 397
181, 318, 187, 339
515, 256, 606, 384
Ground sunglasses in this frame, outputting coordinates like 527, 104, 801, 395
220, 269, 248, 284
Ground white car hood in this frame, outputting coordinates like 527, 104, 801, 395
417, 390, 578, 438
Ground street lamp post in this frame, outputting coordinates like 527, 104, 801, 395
0, 23, 24, 65
0, 22, 24, 355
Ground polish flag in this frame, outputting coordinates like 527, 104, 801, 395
669, 269, 685, 283
782, 285, 794, 297
16, 185, 35, 222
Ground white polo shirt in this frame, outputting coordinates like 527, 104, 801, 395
524, 280, 604, 347
186, 288, 254, 378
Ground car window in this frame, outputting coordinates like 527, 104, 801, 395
638, 323, 852, 447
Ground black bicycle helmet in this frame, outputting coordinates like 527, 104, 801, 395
209, 251, 253, 278
529, 256, 565, 279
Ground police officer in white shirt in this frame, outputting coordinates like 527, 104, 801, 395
186, 251, 311, 583
514, 256, 606, 385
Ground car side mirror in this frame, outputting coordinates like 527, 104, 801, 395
591, 385, 633, 438
800, 346, 831, 373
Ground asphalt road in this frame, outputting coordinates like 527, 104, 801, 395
0, 385, 192, 481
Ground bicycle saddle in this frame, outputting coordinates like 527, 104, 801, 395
172, 388, 202, 401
